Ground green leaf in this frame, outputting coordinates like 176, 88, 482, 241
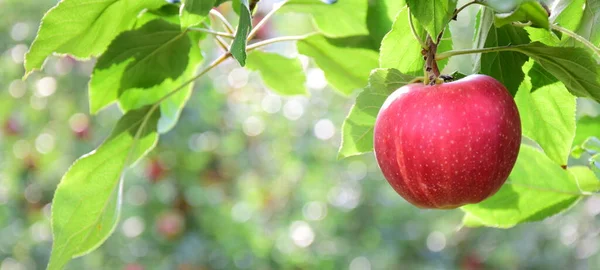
494, 0, 550, 29
461, 145, 586, 228
180, 0, 216, 28
379, 7, 424, 76
582, 137, 600, 153
297, 34, 379, 95
569, 166, 600, 193
230, 0, 252, 66
367, 0, 406, 48
338, 68, 415, 159
515, 61, 576, 166
552, 0, 586, 31
461, 213, 485, 228
527, 62, 558, 91
245, 51, 307, 96
575, 0, 600, 46
573, 115, 600, 147
479, 0, 524, 13
511, 42, 600, 102
280, 0, 369, 38
480, 25, 530, 95
48, 106, 160, 270
472, 7, 495, 72
405, 0, 457, 41
24, 0, 165, 77
89, 19, 203, 133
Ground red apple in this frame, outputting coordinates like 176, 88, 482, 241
373, 75, 521, 209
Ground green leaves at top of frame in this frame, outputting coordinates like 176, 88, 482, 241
575, 0, 600, 47
461, 145, 600, 228
280, 0, 369, 38
24, 0, 166, 77
180, 0, 216, 28
89, 19, 204, 133
380, 6, 452, 77
245, 50, 308, 96
405, 0, 457, 41
493, 0, 550, 29
48, 106, 160, 270
230, 0, 252, 66
338, 68, 415, 159
297, 34, 379, 95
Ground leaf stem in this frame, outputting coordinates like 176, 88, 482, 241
247, 1, 288, 41
209, 9, 235, 34
189, 27, 235, 39
435, 44, 518, 60
202, 22, 231, 51
155, 33, 315, 106
408, 8, 428, 50
550, 24, 600, 57
453, 0, 479, 19
246, 33, 318, 51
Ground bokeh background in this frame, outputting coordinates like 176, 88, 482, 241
1, 0, 600, 269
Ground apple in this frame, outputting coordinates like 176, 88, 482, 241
373, 74, 521, 209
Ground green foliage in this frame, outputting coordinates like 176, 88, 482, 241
245, 50, 308, 96
479, 24, 530, 95
280, 0, 369, 37
515, 61, 576, 166
16, 0, 600, 266
230, 0, 252, 66
379, 7, 451, 76
493, 0, 549, 29
338, 68, 415, 159
511, 43, 600, 102
24, 0, 165, 77
405, 0, 457, 41
180, 0, 216, 28
461, 146, 600, 228
297, 34, 378, 95
48, 106, 160, 270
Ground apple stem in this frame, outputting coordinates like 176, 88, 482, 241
424, 35, 441, 85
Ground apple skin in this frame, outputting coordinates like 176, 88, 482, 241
373, 74, 521, 209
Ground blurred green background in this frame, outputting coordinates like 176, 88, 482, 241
1, 0, 600, 269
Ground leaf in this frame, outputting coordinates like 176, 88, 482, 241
480, 24, 530, 95
24, 0, 165, 77
48, 106, 160, 270
511, 42, 600, 102
515, 61, 576, 166
479, 0, 524, 13
494, 0, 550, 29
552, 0, 586, 31
280, 0, 369, 38
405, 0, 457, 41
180, 0, 216, 28
528, 62, 558, 92
338, 68, 415, 159
297, 34, 379, 95
245, 51, 307, 96
573, 115, 600, 147
570, 166, 600, 192
472, 7, 495, 72
461, 145, 589, 228
379, 7, 424, 76
575, 0, 600, 46
89, 19, 204, 133
366, 0, 406, 48
230, 0, 252, 66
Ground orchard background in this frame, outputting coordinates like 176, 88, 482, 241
1, 0, 600, 269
